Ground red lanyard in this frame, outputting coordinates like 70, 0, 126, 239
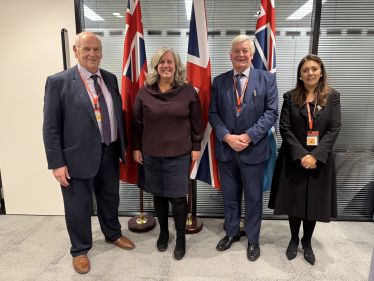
78, 69, 103, 109
306, 96, 317, 131
233, 74, 249, 111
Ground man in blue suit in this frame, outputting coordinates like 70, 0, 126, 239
43, 32, 134, 274
209, 35, 278, 261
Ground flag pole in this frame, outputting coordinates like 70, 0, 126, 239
119, 0, 156, 232
185, 179, 203, 234
128, 188, 156, 232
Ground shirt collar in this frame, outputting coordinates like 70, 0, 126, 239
77, 62, 102, 81
233, 66, 250, 78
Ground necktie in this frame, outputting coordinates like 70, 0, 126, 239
91, 75, 111, 146
235, 73, 244, 98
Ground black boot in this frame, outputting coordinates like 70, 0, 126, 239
174, 230, 186, 260
157, 229, 169, 252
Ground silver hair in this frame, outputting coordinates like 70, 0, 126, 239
229, 35, 255, 55
145, 47, 187, 87
74, 32, 102, 48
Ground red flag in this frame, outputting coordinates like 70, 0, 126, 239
120, 0, 147, 184
187, 0, 221, 190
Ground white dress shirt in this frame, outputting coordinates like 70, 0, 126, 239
78, 63, 118, 143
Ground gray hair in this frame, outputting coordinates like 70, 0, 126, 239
74, 32, 102, 48
145, 47, 186, 87
229, 35, 255, 55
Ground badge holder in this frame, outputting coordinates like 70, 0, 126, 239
307, 131, 319, 146
306, 97, 319, 146
94, 107, 102, 122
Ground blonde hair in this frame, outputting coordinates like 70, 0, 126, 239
145, 47, 187, 87
230, 35, 255, 55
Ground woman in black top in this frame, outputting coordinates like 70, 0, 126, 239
131, 47, 203, 260
269, 54, 341, 265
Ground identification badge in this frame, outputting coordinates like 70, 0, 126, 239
307, 131, 319, 146
94, 108, 102, 122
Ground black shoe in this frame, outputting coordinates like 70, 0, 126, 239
301, 238, 315, 265
216, 235, 240, 251
247, 242, 260, 261
157, 229, 169, 252
286, 239, 299, 260
174, 231, 186, 260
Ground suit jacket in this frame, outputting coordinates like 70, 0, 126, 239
209, 67, 278, 164
43, 65, 127, 179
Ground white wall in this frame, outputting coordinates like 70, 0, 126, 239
0, 0, 76, 215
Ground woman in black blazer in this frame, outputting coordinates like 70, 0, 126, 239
269, 54, 341, 265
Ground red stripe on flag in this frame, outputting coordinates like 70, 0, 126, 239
119, 1, 147, 185
210, 131, 221, 190
187, 1, 221, 190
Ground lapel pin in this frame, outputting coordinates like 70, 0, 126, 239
317, 105, 322, 111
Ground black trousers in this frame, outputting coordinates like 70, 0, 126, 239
61, 141, 122, 257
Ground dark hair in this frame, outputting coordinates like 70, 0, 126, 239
292, 54, 331, 107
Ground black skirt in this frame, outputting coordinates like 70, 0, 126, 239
137, 152, 191, 198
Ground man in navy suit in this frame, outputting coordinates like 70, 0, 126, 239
209, 35, 278, 261
43, 32, 134, 274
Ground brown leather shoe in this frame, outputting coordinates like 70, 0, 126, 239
105, 236, 135, 250
72, 254, 90, 274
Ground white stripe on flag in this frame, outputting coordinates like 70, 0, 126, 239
207, 124, 215, 187
271, 125, 277, 145
190, 123, 212, 179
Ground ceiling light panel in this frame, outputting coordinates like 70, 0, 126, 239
84, 5, 105, 21
287, 0, 327, 20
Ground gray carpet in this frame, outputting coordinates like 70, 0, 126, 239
0, 215, 373, 281
370, 246, 374, 281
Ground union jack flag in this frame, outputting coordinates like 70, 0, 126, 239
252, 0, 277, 192
188, 0, 221, 190
120, 0, 147, 184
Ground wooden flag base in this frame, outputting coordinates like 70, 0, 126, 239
185, 213, 203, 234
185, 180, 203, 234
223, 218, 246, 236
128, 213, 156, 233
